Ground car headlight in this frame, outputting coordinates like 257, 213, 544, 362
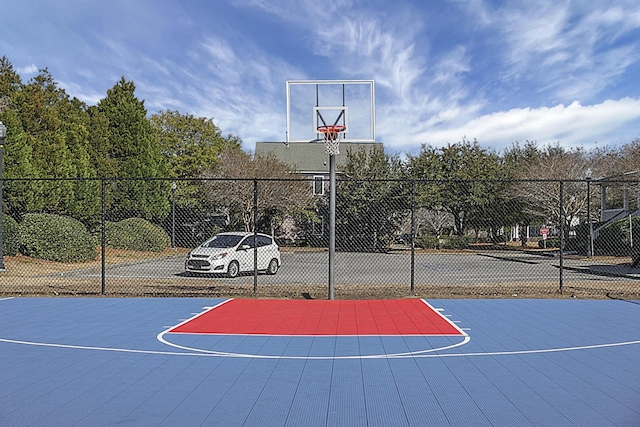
211, 253, 227, 260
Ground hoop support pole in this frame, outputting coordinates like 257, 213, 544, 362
328, 152, 336, 300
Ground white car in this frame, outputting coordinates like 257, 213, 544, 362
185, 232, 281, 278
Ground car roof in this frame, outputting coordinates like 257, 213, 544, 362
217, 232, 269, 237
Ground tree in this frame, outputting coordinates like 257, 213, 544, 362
55, 96, 101, 225
150, 110, 241, 179
514, 143, 591, 240
202, 149, 311, 233
150, 110, 243, 244
93, 77, 168, 222
502, 141, 553, 242
3, 66, 100, 222
407, 138, 511, 237
414, 208, 453, 237
335, 145, 408, 251
0, 56, 21, 112
0, 109, 40, 217
1, 60, 44, 216
150, 109, 242, 221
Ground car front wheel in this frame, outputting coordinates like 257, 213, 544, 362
266, 259, 279, 275
227, 261, 240, 278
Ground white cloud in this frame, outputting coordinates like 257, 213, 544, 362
493, 1, 640, 103
401, 98, 640, 152
17, 64, 38, 75
173, 35, 306, 149
58, 81, 104, 105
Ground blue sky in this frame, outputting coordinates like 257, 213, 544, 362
2, 0, 640, 154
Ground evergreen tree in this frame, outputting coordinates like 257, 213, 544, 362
0, 109, 41, 217
2, 64, 101, 219
94, 77, 168, 222
0, 58, 41, 217
0, 56, 21, 111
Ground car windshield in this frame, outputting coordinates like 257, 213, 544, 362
202, 234, 244, 248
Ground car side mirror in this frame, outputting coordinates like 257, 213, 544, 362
241, 244, 251, 250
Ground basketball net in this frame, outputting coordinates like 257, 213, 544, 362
317, 125, 345, 156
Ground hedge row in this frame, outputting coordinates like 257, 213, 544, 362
2, 213, 170, 263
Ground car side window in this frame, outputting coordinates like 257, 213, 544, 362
242, 236, 256, 248
257, 235, 272, 247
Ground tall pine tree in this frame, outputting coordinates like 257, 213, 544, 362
3, 63, 99, 221
0, 58, 39, 217
94, 77, 168, 222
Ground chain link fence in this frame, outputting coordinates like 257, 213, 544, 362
1, 177, 639, 299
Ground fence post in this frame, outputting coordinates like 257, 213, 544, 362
101, 178, 106, 295
410, 180, 416, 295
253, 178, 258, 294
559, 180, 564, 292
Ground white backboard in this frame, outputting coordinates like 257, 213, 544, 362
286, 80, 375, 143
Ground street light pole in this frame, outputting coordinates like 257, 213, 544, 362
0, 121, 6, 271
586, 168, 594, 258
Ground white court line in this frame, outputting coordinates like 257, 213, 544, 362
421, 300, 468, 333
1, 337, 639, 360
156, 329, 471, 359
160, 299, 232, 335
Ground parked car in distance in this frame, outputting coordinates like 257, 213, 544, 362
185, 232, 281, 278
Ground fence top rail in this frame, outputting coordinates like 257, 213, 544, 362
1, 177, 639, 184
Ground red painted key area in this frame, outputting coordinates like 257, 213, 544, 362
169, 299, 462, 336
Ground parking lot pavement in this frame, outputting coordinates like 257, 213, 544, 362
63, 250, 634, 286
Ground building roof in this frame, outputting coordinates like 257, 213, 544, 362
254, 141, 384, 174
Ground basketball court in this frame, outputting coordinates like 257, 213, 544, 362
1, 296, 639, 426
2, 81, 639, 426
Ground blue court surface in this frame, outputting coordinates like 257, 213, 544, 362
1, 297, 639, 426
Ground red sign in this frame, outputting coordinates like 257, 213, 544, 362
540, 228, 549, 237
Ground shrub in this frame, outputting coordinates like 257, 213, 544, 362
416, 235, 439, 249
106, 217, 170, 252
19, 213, 97, 262
538, 237, 561, 249
2, 214, 20, 256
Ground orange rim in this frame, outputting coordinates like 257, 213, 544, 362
317, 125, 346, 134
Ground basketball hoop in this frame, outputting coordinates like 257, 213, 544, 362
317, 125, 346, 155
